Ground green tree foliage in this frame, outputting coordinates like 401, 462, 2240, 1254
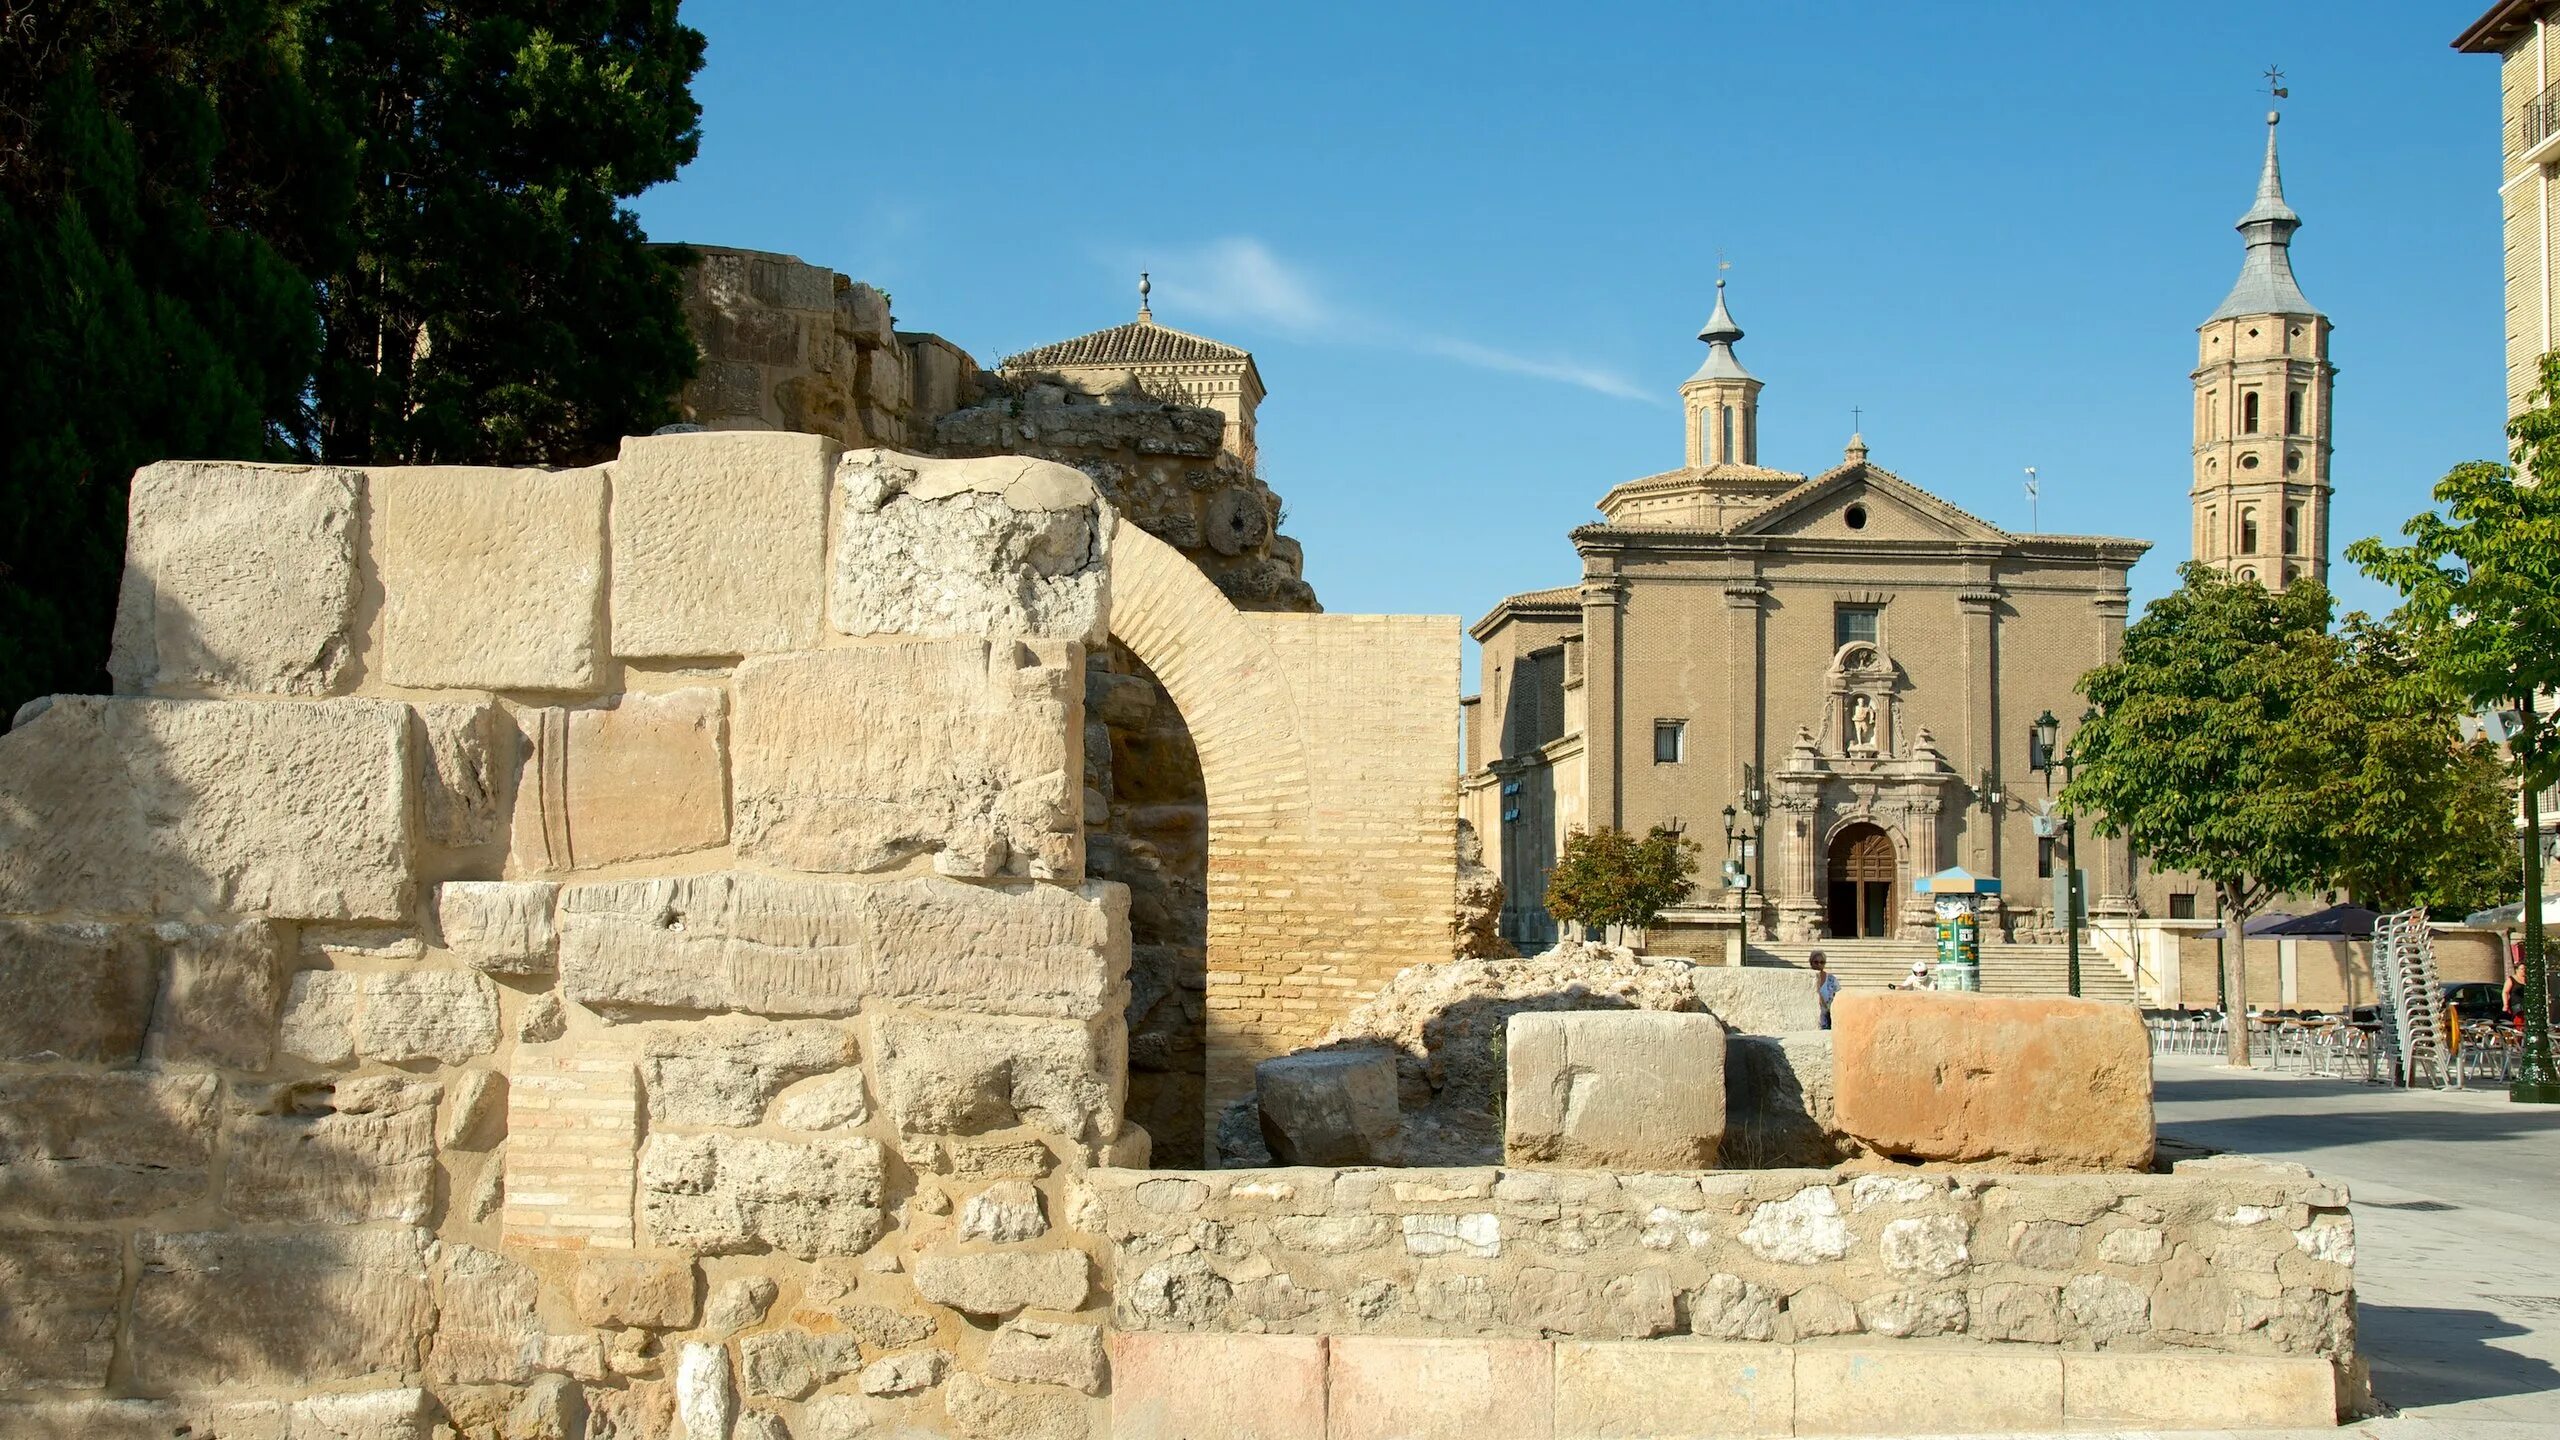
2321, 617, 2516, 917
0, 2, 350, 713
303, 1, 706, 465
1544, 825, 1702, 936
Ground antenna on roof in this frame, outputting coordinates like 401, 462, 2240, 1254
1137, 271, 1152, 322
2024, 466, 2040, 534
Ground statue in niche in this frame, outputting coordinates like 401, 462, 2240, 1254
1850, 695, 1879, 753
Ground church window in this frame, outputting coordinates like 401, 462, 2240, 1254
2037, 836, 2055, 878
2284, 451, 2301, 475
2169, 893, 2197, 919
2283, 504, 2301, 553
1835, 605, 1881, 649
2240, 453, 2261, 470
1720, 406, 1734, 461
1654, 720, 1686, 764
2240, 509, 2259, 552
1843, 503, 1869, 530
2241, 391, 2261, 434
2286, 388, 2303, 434
2238, 565, 2258, 583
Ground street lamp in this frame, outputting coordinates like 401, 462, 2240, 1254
2029, 709, 2081, 998
1724, 766, 1768, 942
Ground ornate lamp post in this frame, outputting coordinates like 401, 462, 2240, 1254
1722, 764, 1767, 941
2030, 710, 2082, 998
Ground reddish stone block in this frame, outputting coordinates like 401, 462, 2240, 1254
1833, 991, 2153, 1170
1109, 1331, 1326, 1440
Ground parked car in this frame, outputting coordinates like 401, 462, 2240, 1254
2441, 982, 2508, 1022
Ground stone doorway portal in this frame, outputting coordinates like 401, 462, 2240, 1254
1826, 824, 1898, 938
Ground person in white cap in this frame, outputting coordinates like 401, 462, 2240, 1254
1890, 955, 1933, 991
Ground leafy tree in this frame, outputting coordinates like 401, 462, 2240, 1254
0, 2, 352, 716
2321, 617, 2516, 917
2348, 350, 2560, 1103
2063, 564, 2345, 1063
1545, 825, 1702, 938
301, 1, 707, 466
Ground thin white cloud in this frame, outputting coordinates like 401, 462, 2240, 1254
1133, 237, 1656, 403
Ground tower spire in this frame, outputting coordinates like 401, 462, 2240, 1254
1690, 278, 1755, 382
2207, 112, 2319, 321
1680, 271, 1763, 467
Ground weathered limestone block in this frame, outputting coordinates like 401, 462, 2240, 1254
1255, 1049, 1403, 1166
0, 920, 154, 1063
588, 1381, 675, 1439
507, 688, 730, 873
223, 1075, 439, 1224
1108, 1332, 1328, 1440
0, 1392, 444, 1440
0, 696, 413, 920
128, 1228, 434, 1389
704, 1276, 780, 1338
1739, 1185, 1850, 1264
776, 1071, 871, 1130
1328, 1336, 1554, 1440
0, 1072, 216, 1220
1692, 966, 1823, 1033
374, 464, 607, 689
279, 970, 362, 1064
110, 460, 361, 696
989, 1320, 1108, 1395
913, 1249, 1093, 1317
858, 1348, 949, 1396
733, 641, 1081, 879
740, 1328, 863, 1399
1834, 992, 2155, 1170
1723, 1033, 1850, 1167
612, 431, 835, 656
440, 1067, 505, 1148
433, 880, 559, 974
1553, 1340, 1793, 1440
575, 1253, 699, 1329
676, 1342, 738, 1440
641, 1019, 855, 1126
410, 701, 505, 848
560, 871, 1126, 1020
431, 1244, 543, 1384
870, 1014, 1122, 1144
144, 921, 287, 1069
1505, 1011, 1726, 1169
358, 970, 501, 1063
961, 1179, 1050, 1244
0, 1233, 123, 1389
945, 1372, 1088, 1440
831, 449, 1111, 644
638, 1133, 886, 1258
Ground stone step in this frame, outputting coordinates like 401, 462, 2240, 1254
1745, 940, 2142, 1003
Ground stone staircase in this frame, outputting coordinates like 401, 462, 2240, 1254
1745, 937, 2142, 1004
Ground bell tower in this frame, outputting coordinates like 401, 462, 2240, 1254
2191, 112, 2334, 591
1682, 279, 1762, 468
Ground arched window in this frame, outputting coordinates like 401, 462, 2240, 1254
1720, 405, 1734, 461
2284, 504, 2301, 554
2240, 508, 2259, 553
2286, 388, 2304, 434
2242, 391, 2261, 434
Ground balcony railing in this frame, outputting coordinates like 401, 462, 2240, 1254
2518, 80, 2560, 156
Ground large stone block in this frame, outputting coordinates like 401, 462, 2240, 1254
1792, 1348, 2063, 1435
1723, 1034, 1849, 1168
944, 1372, 1090, 1440
1553, 1340, 1791, 1439
410, 701, 506, 848
1109, 1332, 1326, 1440
2062, 1351, 2336, 1428
732, 640, 1080, 879
575, 1253, 699, 1330
0, 920, 154, 1063
507, 688, 730, 873
357, 970, 501, 1063
559, 871, 1126, 1020
1328, 1337, 1555, 1440
373, 464, 607, 690
612, 431, 836, 657
223, 1076, 439, 1224
912, 1248, 1092, 1317
831, 450, 1110, 644
128, 1228, 434, 1390
988, 1320, 1107, 1394
0, 1233, 123, 1390
0, 697, 413, 920
145, 921, 287, 1069
641, 1018, 854, 1126
430, 1243, 543, 1385
1833, 992, 2154, 1171
1692, 966, 1823, 1033
1255, 1049, 1402, 1165
1505, 1010, 1726, 1169
0, 1072, 216, 1220
432, 880, 559, 974
870, 1014, 1122, 1144
109, 460, 362, 696
638, 1132, 886, 1258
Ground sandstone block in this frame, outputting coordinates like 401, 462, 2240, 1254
432, 880, 559, 974
0, 1072, 216, 1220
1329, 1336, 1555, 1440
1109, 1332, 1324, 1440
129, 1228, 434, 1389
801, 1395, 882, 1440
223, 1075, 439, 1224
1688, 1274, 1781, 1341
611, 431, 835, 657
640, 1018, 854, 1126
0, 1233, 123, 1389
437, 1066, 505, 1147
912, 1248, 1092, 1316
739, 1327, 862, 1399
1833, 992, 2154, 1170
0, 697, 413, 920
857, 1348, 948, 1396
945, 1372, 1091, 1440
280, 970, 362, 1064
1723, 1033, 1848, 1167
0, 920, 154, 1063
960, 1178, 1050, 1244
562, 871, 1126, 1020
1794, 1348, 2062, 1434
145, 920, 287, 1069
1554, 1340, 1791, 1439
1505, 1010, 1725, 1169
374, 464, 607, 689
638, 1133, 886, 1258
1256, 1049, 1402, 1166
989, 1320, 1107, 1395
776, 1071, 871, 1130
732, 641, 1081, 878
507, 688, 730, 873
430, 1243, 543, 1385
575, 1253, 699, 1330
1692, 966, 1824, 1033
832, 449, 1111, 644
358, 970, 500, 1063
871, 1014, 1122, 1144
703, 1275, 780, 1338
2062, 1352, 2336, 1428
411, 701, 506, 848
109, 460, 361, 696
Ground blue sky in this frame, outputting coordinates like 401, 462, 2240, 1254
635, 1, 2508, 672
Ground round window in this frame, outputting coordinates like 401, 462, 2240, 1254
2284, 452, 2301, 474
1844, 503, 1869, 530
2240, 453, 2261, 470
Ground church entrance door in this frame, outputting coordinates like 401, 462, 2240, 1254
1827, 824, 1898, 938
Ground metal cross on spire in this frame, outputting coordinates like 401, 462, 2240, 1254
2264, 64, 2288, 101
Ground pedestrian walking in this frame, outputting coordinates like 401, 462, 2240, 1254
1810, 950, 1840, 1029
